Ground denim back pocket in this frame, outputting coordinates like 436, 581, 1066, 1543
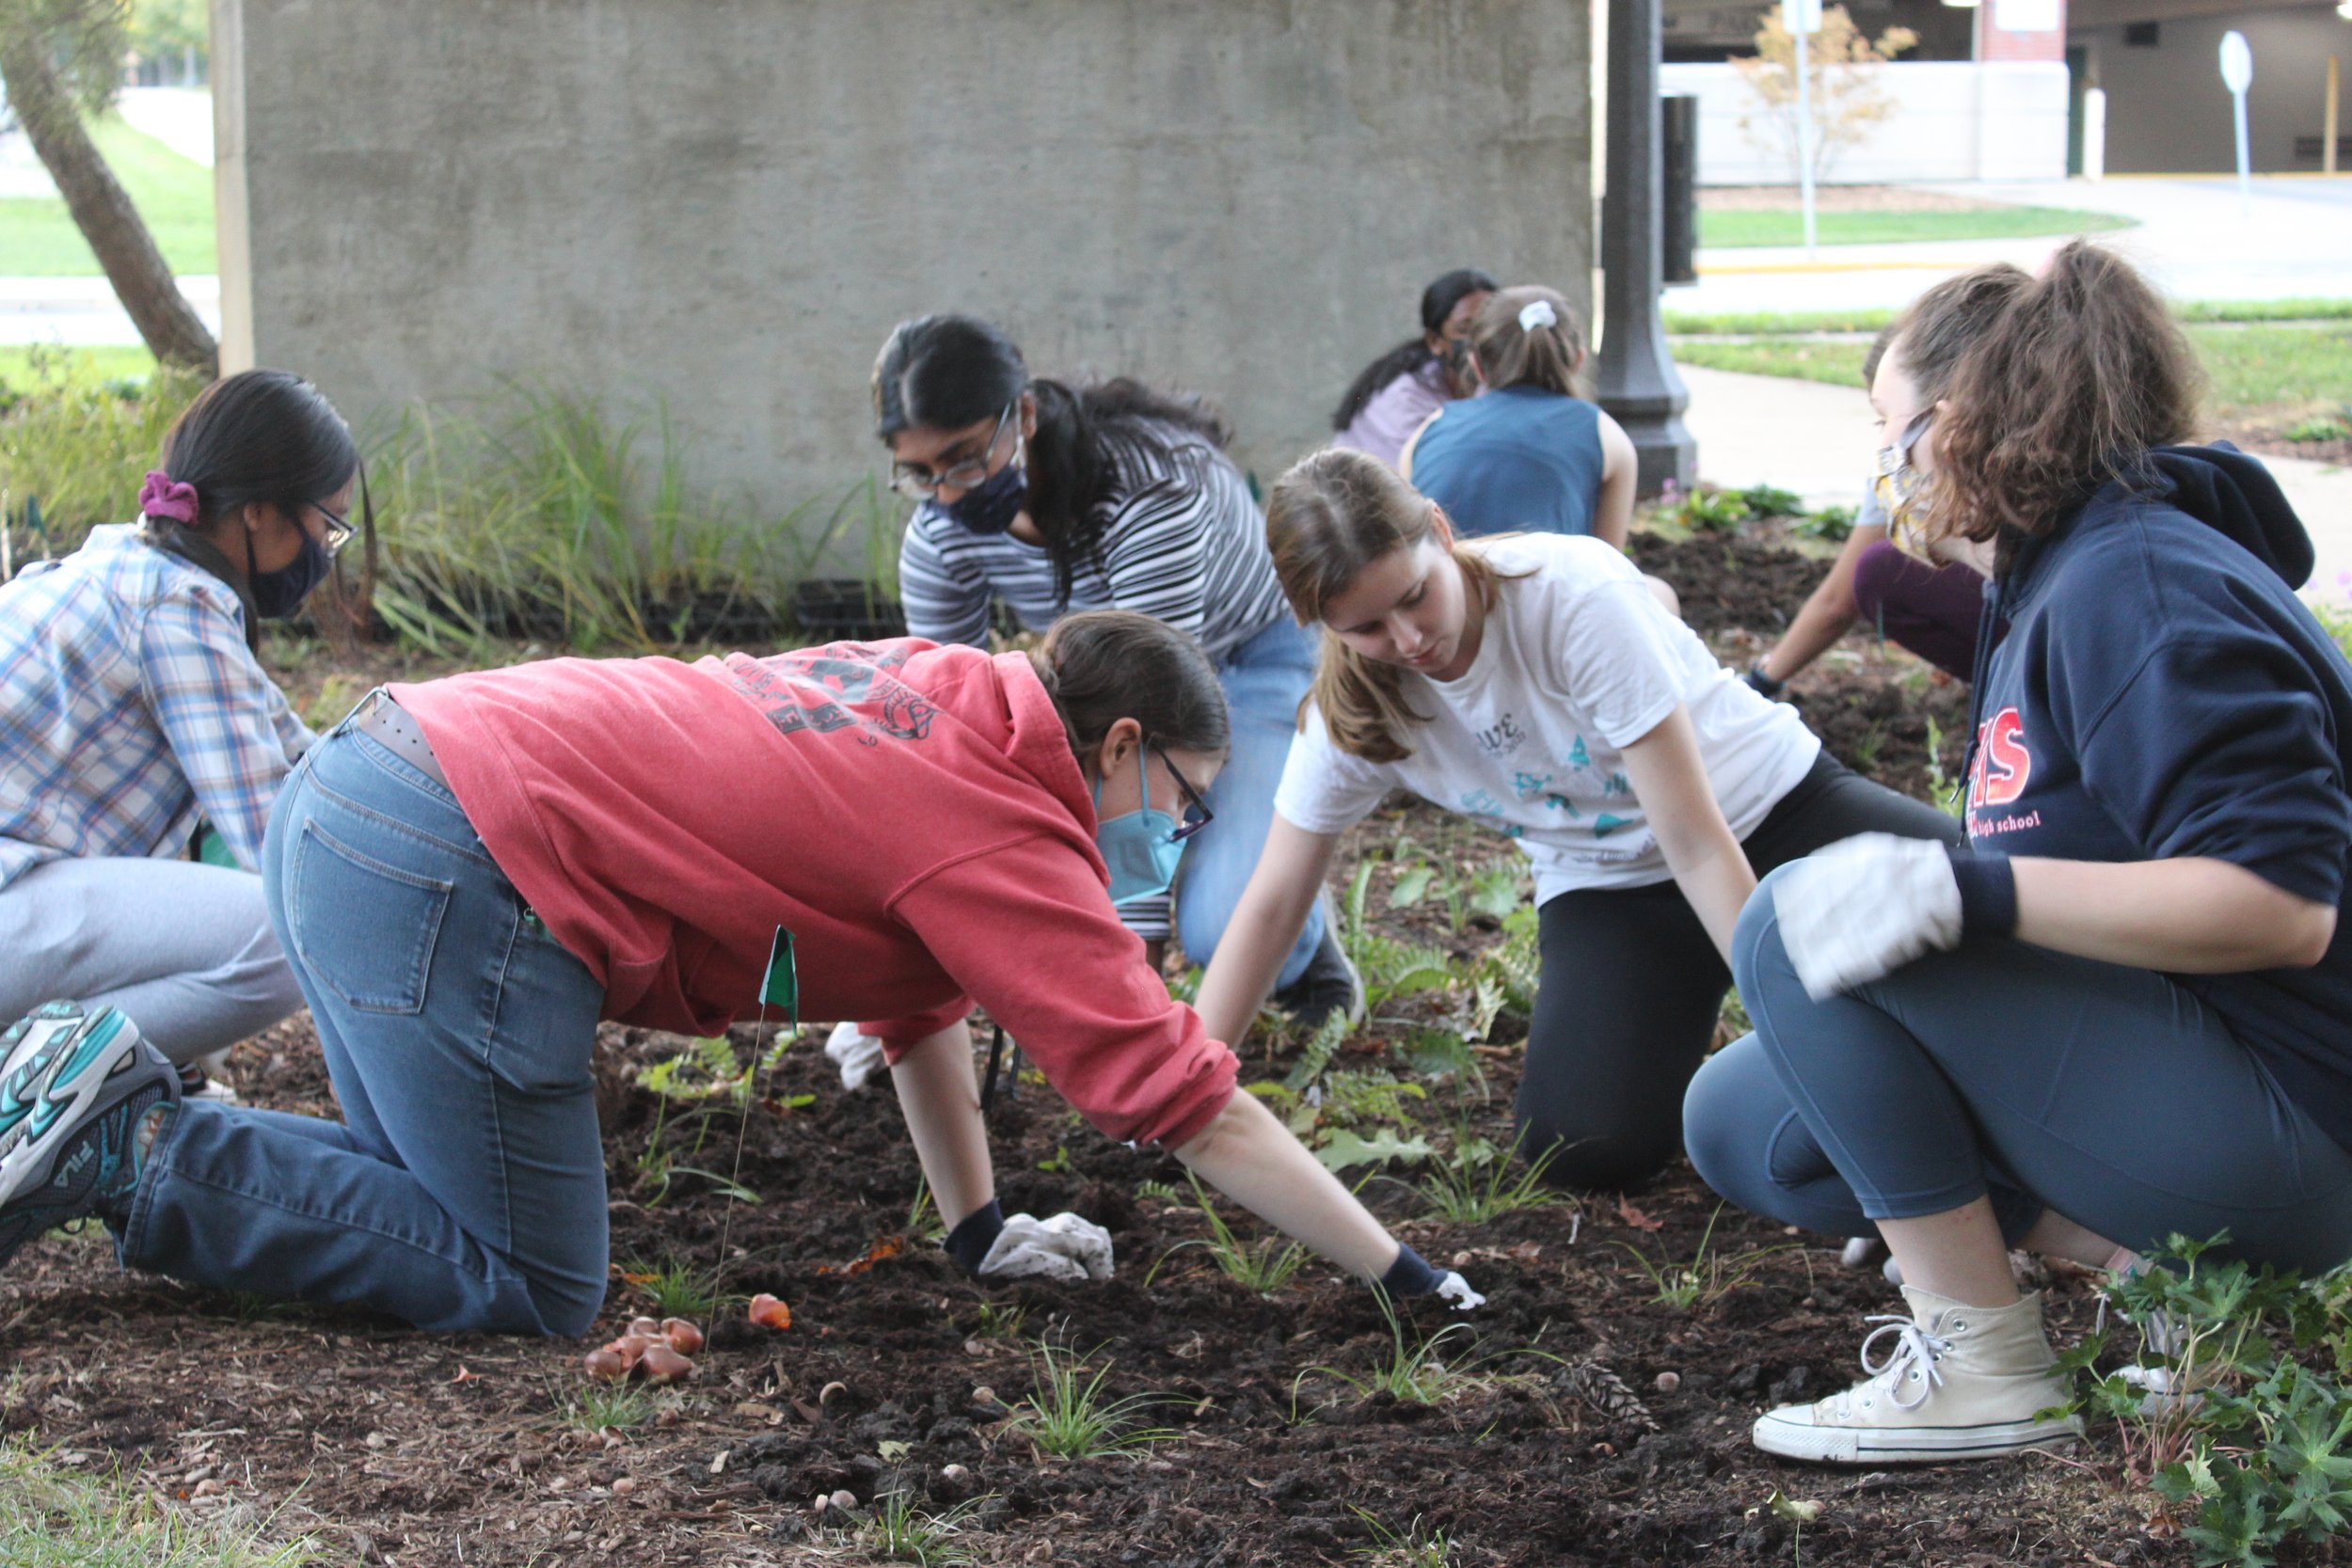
290, 820, 453, 1014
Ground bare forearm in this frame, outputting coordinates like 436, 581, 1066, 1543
1193, 882, 1318, 1047
1663, 828, 1756, 964
1173, 1090, 1400, 1279
2011, 856, 2336, 973
888, 1022, 995, 1227
1758, 527, 1880, 683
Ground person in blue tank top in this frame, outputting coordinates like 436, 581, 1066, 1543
1400, 285, 1637, 547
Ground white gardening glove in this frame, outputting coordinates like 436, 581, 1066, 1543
823, 1022, 887, 1092
977, 1212, 1116, 1282
1772, 833, 1963, 1001
1435, 1272, 1486, 1311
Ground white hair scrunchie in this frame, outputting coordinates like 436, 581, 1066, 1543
1518, 298, 1559, 334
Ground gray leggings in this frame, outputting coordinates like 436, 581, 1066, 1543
1685, 864, 2352, 1275
0, 856, 306, 1066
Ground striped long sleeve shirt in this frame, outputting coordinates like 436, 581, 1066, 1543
0, 525, 313, 888
896, 424, 1292, 663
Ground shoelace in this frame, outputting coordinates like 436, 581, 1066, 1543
1856, 1315, 1952, 1412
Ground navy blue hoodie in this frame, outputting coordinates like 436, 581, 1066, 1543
1963, 445, 2352, 1148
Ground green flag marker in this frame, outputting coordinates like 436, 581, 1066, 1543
760, 927, 798, 1022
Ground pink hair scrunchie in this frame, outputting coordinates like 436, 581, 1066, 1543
138, 470, 200, 525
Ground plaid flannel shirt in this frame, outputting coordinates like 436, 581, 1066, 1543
0, 525, 313, 888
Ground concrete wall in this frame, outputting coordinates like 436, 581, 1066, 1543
2074, 4, 2351, 172
211, 0, 1592, 525
1661, 60, 2073, 183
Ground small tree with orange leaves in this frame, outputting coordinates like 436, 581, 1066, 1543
1733, 6, 1919, 183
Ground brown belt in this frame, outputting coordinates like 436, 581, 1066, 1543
350, 689, 450, 789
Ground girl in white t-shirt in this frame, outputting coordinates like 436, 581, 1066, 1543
1192, 448, 1959, 1188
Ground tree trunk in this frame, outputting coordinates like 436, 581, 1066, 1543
0, 28, 218, 376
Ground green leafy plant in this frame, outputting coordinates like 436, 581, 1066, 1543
560, 1381, 656, 1437
2283, 410, 2351, 444
1150, 1175, 1311, 1294
1615, 1204, 1793, 1311
971, 1300, 1028, 1341
1794, 503, 1856, 543
1415, 1129, 1573, 1225
1135, 1179, 1187, 1207
1301, 1292, 1494, 1409
1737, 483, 1806, 518
860, 1491, 987, 1566
1037, 1146, 1076, 1176
2058, 1234, 2352, 1566
1350, 1507, 1456, 1566
1001, 1340, 1178, 1459
620, 1256, 724, 1321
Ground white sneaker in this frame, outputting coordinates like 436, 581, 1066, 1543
1752, 1286, 2082, 1464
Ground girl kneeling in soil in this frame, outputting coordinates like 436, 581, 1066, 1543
0, 610, 1479, 1332
1190, 449, 1957, 1191
0, 370, 358, 1104
877, 315, 1357, 1027
1685, 242, 2352, 1465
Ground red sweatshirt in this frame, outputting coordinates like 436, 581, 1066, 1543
389, 641, 1236, 1149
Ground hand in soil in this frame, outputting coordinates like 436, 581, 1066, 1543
1436, 1270, 1486, 1310
977, 1212, 1115, 1281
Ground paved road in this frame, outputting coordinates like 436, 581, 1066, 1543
1678, 175, 2352, 316
1679, 363, 2352, 611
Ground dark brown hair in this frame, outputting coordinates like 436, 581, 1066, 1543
1918, 242, 2201, 561
1468, 285, 1586, 398
1030, 609, 1229, 768
1263, 448, 1529, 764
1886, 263, 2033, 411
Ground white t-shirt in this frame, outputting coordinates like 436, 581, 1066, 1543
1273, 534, 1820, 900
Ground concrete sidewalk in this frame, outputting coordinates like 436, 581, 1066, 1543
1679, 363, 2352, 610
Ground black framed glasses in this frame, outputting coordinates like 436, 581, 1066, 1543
889, 402, 1019, 499
1156, 746, 1215, 842
305, 500, 356, 559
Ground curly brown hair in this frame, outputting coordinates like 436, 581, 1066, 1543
1918, 241, 2203, 565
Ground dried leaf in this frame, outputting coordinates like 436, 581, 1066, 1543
1614, 1197, 1664, 1232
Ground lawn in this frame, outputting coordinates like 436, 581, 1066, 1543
1699, 204, 2137, 249
1673, 322, 2352, 430
0, 116, 215, 276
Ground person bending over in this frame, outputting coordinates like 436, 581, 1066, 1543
1399, 285, 1637, 549
1192, 449, 1955, 1192
0, 370, 359, 1103
877, 314, 1358, 1026
1740, 269, 2026, 697
0, 611, 1481, 1331
1687, 242, 2352, 1465
1330, 267, 1496, 470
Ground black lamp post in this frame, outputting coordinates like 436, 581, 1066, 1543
1594, 0, 1697, 498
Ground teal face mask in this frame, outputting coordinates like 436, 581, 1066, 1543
1091, 747, 1192, 904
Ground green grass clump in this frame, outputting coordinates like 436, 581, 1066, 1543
1149, 1174, 1309, 1296
862, 1491, 987, 1566
1699, 204, 2134, 249
1001, 1340, 1177, 1459
0, 1437, 325, 1566
558, 1382, 657, 1437
620, 1255, 723, 1320
0, 116, 216, 276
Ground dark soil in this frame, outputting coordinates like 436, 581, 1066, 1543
0, 527, 2169, 1567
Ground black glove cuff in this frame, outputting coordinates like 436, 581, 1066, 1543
1946, 847, 2018, 937
945, 1197, 1006, 1277
1744, 662, 1786, 698
1380, 1242, 1445, 1298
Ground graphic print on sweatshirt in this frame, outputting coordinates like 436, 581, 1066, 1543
720, 643, 939, 746
1964, 705, 2043, 838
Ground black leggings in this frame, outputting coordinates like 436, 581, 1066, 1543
1516, 753, 1961, 1190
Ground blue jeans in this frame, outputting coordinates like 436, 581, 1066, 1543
1684, 865, 2352, 1275
119, 716, 611, 1334
1174, 615, 1326, 990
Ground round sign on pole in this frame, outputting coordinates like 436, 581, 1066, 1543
2219, 30, 2253, 93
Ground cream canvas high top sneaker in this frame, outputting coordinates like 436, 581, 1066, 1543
1752, 1285, 2083, 1464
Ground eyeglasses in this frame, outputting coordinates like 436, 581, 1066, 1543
1156, 746, 1215, 843
890, 403, 1019, 499
306, 501, 356, 559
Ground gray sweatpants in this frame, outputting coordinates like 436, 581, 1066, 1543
0, 857, 307, 1067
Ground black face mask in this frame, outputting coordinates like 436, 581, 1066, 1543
941, 454, 1029, 536
245, 524, 332, 620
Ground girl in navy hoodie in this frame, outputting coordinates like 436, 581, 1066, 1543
1686, 242, 2352, 1465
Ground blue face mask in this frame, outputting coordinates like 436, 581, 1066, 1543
1092, 748, 1189, 904
940, 449, 1028, 535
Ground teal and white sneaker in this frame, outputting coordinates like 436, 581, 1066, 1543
0, 1003, 179, 1270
